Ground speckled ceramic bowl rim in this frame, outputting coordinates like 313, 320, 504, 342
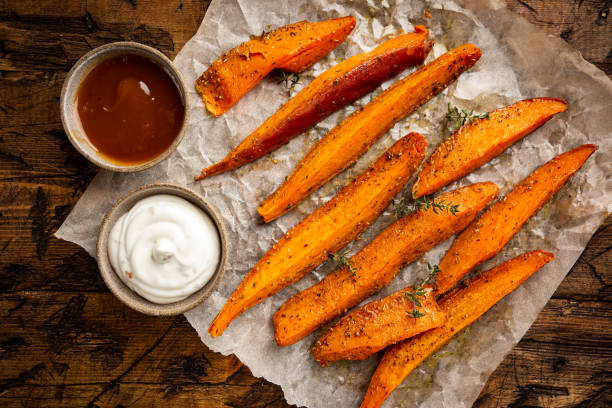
60, 41, 190, 172
96, 183, 228, 316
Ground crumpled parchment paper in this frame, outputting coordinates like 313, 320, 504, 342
56, 0, 612, 406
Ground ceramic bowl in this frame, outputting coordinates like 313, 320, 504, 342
97, 183, 227, 316
60, 41, 190, 172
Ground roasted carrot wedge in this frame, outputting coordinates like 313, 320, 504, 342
412, 98, 568, 197
208, 134, 427, 337
273, 182, 498, 346
196, 27, 432, 180
435, 144, 597, 295
196, 17, 356, 116
258, 44, 482, 222
311, 285, 445, 366
361, 250, 554, 408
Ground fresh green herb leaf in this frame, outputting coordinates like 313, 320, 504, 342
446, 103, 490, 130
405, 262, 441, 321
413, 193, 460, 216
276, 69, 301, 97
393, 196, 412, 219
406, 309, 426, 319
393, 192, 460, 219
424, 262, 441, 284
331, 249, 358, 277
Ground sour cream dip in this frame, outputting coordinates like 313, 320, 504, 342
107, 194, 220, 304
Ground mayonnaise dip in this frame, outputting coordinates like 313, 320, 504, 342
107, 194, 220, 304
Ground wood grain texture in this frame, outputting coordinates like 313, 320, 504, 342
0, 0, 609, 407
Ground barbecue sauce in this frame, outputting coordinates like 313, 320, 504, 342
76, 54, 184, 165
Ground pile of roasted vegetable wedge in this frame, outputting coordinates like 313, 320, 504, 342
193, 16, 597, 408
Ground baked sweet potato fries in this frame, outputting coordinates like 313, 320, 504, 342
196, 17, 356, 116
196, 26, 433, 180
361, 250, 554, 408
312, 284, 445, 366
413, 98, 568, 197
208, 133, 427, 337
435, 143, 597, 294
192, 13, 599, 404
273, 182, 499, 346
258, 43, 483, 222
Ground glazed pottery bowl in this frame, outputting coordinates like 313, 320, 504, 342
60, 42, 190, 172
97, 183, 227, 316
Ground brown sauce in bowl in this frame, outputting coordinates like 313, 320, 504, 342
76, 54, 185, 165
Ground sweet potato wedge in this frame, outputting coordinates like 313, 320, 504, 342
311, 285, 445, 366
435, 144, 597, 295
361, 250, 554, 408
195, 17, 356, 116
208, 134, 427, 337
273, 182, 499, 346
413, 98, 568, 197
258, 44, 483, 222
195, 27, 433, 180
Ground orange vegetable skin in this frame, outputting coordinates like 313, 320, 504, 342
312, 286, 445, 366
195, 17, 356, 116
208, 134, 427, 337
196, 27, 433, 180
435, 144, 597, 295
413, 98, 568, 197
258, 44, 483, 222
273, 182, 499, 346
361, 250, 554, 408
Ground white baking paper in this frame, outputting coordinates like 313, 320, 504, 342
56, 0, 612, 406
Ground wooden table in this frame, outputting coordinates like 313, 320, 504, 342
1, 1, 610, 407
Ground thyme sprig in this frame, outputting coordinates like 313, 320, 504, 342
276, 69, 301, 97
414, 193, 460, 215
394, 191, 460, 219
446, 103, 490, 130
405, 262, 441, 321
331, 249, 358, 277
394, 196, 413, 219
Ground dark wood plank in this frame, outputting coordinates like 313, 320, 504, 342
0, 0, 609, 407
506, 0, 612, 76
0, 293, 288, 407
